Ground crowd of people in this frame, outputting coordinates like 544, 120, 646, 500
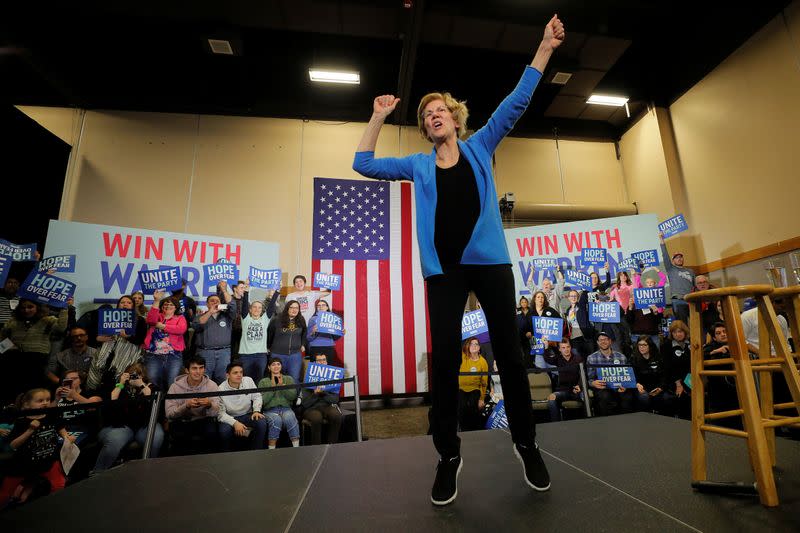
0, 270, 346, 510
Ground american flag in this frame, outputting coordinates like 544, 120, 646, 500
311, 177, 431, 396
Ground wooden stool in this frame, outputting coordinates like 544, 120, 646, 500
685, 284, 800, 507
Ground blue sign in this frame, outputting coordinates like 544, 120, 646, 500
98, 308, 135, 336
533, 258, 558, 269
0, 256, 9, 288
531, 316, 563, 355
633, 287, 667, 309
0, 240, 37, 262
589, 301, 621, 323
138, 266, 182, 293
18, 270, 76, 308
564, 269, 592, 290
581, 248, 606, 266
38, 255, 77, 273
631, 249, 659, 267
204, 262, 239, 285
304, 362, 345, 393
486, 400, 509, 429
249, 267, 281, 290
596, 365, 637, 388
316, 311, 344, 335
313, 272, 341, 291
462, 309, 489, 340
616, 257, 641, 272
658, 214, 689, 239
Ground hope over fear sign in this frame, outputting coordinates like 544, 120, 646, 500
462, 309, 489, 340
18, 271, 76, 308
98, 308, 135, 335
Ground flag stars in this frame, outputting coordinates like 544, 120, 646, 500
334, 222, 340, 227
334, 248, 340, 253
378, 235, 384, 241
319, 209, 325, 214
327, 216, 332, 221
379, 199, 384, 204
327, 204, 333, 209
379, 248, 384, 253
336, 184, 341, 190
357, 192, 363, 198
321, 184, 326, 190
343, 192, 349, 197
379, 223, 384, 229
319, 222, 325, 228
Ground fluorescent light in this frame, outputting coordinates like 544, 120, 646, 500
309, 69, 360, 84
587, 94, 629, 106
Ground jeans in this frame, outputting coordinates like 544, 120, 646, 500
264, 406, 299, 440
272, 352, 303, 383
427, 264, 535, 459
592, 387, 636, 417
547, 390, 581, 422
238, 353, 268, 381
94, 425, 164, 471
144, 352, 183, 391
199, 347, 231, 384
218, 413, 268, 451
636, 389, 677, 415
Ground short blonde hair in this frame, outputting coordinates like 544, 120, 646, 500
417, 92, 469, 142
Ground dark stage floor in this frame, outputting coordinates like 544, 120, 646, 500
2, 413, 799, 532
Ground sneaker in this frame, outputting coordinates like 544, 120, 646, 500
431, 455, 463, 506
513, 443, 550, 491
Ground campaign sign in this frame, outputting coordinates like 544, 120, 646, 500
0, 256, 9, 288
38, 255, 77, 273
564, 269, 592, 291
633, 287, 667, 309
316, 311, 344, 335
589, 301, 621, 323
617, 257, 641, 272
486, 400, 509, 429
533, 258, 558, 269
313, 272, 341, 291
249, 267, 281, 290
203, 262, 238, 285
631, 249, 659, 267
531, 316, 563, 355
0, 240, 37, 262
98, 308, 135, 336
596, 365, 637, 388
138, 266, 182, 293
462, 309, 489, 340
304, 362, 345, 393
581, 248, 606, 266
658, 214, 688, 239
18, 270, 76, 308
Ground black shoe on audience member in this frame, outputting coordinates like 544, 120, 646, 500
431, 455, 463, 506
514, 442, 551, 491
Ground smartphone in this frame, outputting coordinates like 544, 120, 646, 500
62, 379, 73, 388
217, 304, 228, 311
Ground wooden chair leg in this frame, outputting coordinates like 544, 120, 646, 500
689, 301, 707, 483
756, 302, 776, 466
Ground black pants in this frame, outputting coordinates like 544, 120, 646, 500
169, 418, 219, 455
457, 389, 485, 431
427, 264, 535, 459
593, 388, 636, 417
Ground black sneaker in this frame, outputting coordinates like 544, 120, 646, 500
513, 443, 551, 491
431, 456, 463, 506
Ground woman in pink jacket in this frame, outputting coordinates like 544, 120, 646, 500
143, 291, 187, 391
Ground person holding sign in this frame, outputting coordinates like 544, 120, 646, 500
267, 300, 308, 382
238, 301, 271, 381
520, 291, 562, 367
659, 232, 694, 324
193, 283, 238, 384
143, 292, 187, 392
457, 338, 489, 432
258, 357, 300, 449
307, 300, 343, 365
586, 331, 635, 417
563, 290, 595, 359
354, 15, 564, 504
286, 275, 331, 325
626, 290, 663, 349
300, 353, 343, 445
630, 337, 674, 415
96, 295, 147, 346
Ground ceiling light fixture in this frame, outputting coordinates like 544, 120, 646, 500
309, 69, 360, 84
586, 94, 629, 106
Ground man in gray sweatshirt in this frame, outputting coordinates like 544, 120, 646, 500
193, 284, 238, 384
660, 235, 695, 324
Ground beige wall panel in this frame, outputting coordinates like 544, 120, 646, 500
494, 137, 562, 203
69, 111, 198, 231
557, 139, 626, 205
670, 13, 800, 264
16, 105, 82, 146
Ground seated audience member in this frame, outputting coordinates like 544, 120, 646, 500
544, 338, 585, 422
55, 370, 102, 445
143, 292, 188, 392
0, 276, 20, 330
238, 300, 271, 381
563, 289, 595, 359
457, 337, 488, 431
702, 322, 740, 426
741, 300, 790, 355
586, 331, 635, 416
93, 362, 163, 472
306, 300, 343, 366
258, 357, 300, 449
217, 362, 267, 451
50, 327, 97, 381
286, 274, 331, 325
0, 388, 74, 509
660, 320, 692, 419
300, 353, 343, 445
165, 356, 220, 455
630, 336, 674, 415
193, 284, 238, 383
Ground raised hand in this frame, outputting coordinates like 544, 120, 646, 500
542, 14, 566, 50
373, 95, 400, 119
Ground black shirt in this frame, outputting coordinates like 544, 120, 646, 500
7, 415, 65, 475
434, 152, 480, 269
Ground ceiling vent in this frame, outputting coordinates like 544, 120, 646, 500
550, 72, 572, 85
208, 39, 234, 55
